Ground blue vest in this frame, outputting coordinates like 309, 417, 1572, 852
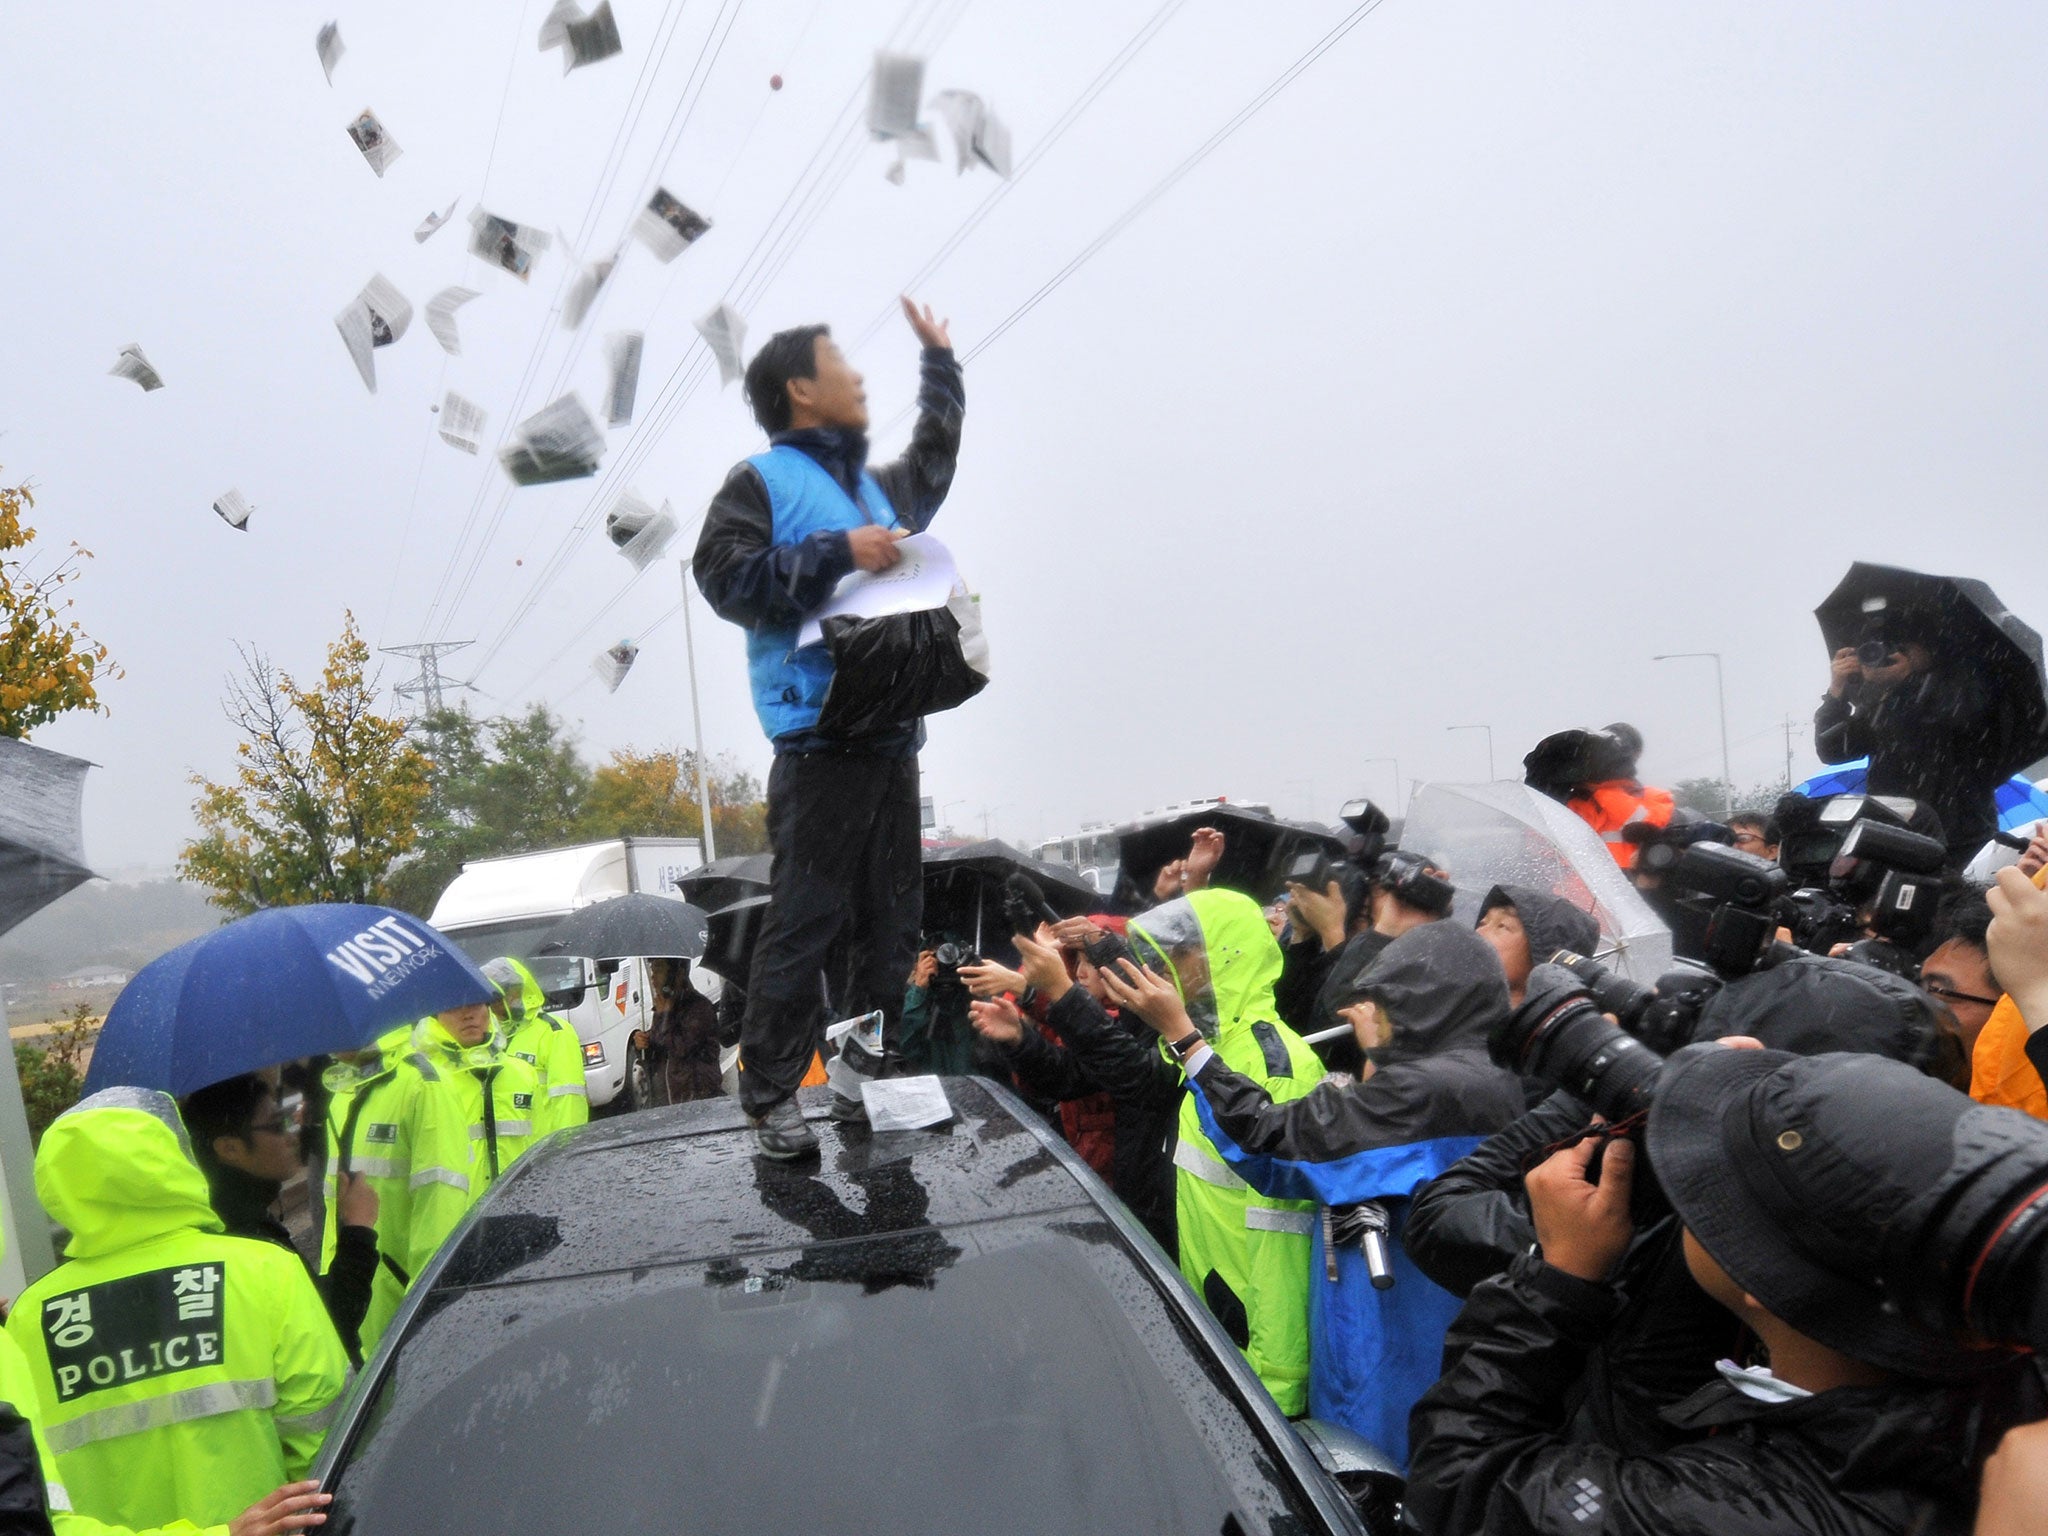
743, 445, 902, 741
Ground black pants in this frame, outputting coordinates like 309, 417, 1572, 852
740, 751, 923, 1114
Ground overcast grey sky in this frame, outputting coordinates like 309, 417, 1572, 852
6, 1, 2044, 871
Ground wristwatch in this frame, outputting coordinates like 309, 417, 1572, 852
1166, 1031, 1204, 1063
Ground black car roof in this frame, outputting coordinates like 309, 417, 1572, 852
440, 1078, 1103, 1287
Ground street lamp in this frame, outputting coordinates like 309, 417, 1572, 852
678, 561, 718, 863
1447, 725, 1494, 780
1361, 756, 1401, 812
1654, 651, 1732, 817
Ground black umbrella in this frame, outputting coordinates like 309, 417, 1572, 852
698, 894, 771, 986
1110, 803, 1345, 913
0, 736, 96, 939
675, 852, 773, 914
535, 893, 711, 960
1816, 563, 2048, 778
920, 840, 1103, 962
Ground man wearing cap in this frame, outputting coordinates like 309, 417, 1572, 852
1404, 1042, 2017, 1535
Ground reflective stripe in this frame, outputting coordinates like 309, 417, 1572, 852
1244, 1206, 1316, 1236
406, 1050, 441, 1084
275, 1394, 345, 1437
547, 1083, 586, 1098
45, 1482, 70, 1512
471, 1119, 531, 1138
44, 1378, 277, 1453
346, 1153, 403, 1179
1173, 1138, 1247, 1191
409, 1165, 471, 1193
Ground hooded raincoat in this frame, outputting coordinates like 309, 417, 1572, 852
1134, 889, 1323, 1416
1186, 919, 1522, 1464
4, 1091, 348, 1534
486, 957, 590, 1134
353, 1020, 539, 1354
1481, 884, 1601, 972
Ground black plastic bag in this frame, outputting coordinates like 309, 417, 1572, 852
815, 602, 988, 738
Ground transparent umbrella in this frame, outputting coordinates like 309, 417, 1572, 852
1400, 780, 1673, 985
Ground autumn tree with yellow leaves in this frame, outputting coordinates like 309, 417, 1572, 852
181, 614, 431, 914
0, 468, 120, 737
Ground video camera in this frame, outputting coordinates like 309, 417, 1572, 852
1774, 795, 1948, 976
1369, 849, 1454, 919
1619, 816, 1735, 880
1279, 797, 1393, 894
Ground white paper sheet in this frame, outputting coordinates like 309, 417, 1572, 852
347, 109, 401, 176
424, 286, 480, 355
334, 273, 411, 392
108, 344, 163, 391
561, 253, 616, 329
603, 330, 643, 425
498, 393, 605, 486
868, 52, 925, 139
212, 489, 252, 530
539, 0, 622, 71
797, 532, 960, 648
414, 197, 460, 243
437, 391, 487, 454
860, 1074, 953, 1132
694, 301, 748, 386
316, 22, 345, 85
633, 187, 712, 263
592, 640, 638, 692
469, 208, 552, 282
605, 489, 676, 569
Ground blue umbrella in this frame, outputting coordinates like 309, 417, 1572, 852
1791, 759, 2048, 833
86, 904, 497, 1097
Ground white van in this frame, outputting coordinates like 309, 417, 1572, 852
427, 837, 705, 1111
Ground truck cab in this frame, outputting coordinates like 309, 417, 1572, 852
427, 837, 704, 1111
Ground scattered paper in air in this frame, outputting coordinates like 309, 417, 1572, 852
316, 22, 345, 85
633, 188, 711, 264
868, 52, 926, 140
605, 490, 677, 570
424, 286, 480, 355
592, 641, 639, 693
931, 90, 1012, 177
861, 1074, 953, 1132
798, 532, 960, 648
694, 302, 747, 386
108, 344, 163, 392
499, 394, 605, 486
334, 273, 412, 393
539, 0, 623, 72
414, 198, 460, 243
469, 208, 552, 282
347, 109, 402, 177
561, 253, 616, 330
604, 331, 643, 426
437, 391, 488, 455
212, 490, 253, 531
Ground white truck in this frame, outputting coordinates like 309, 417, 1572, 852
427, 837, 706, 1112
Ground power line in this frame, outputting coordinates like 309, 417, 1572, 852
382, 640, 475, 715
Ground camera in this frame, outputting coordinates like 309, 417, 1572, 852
1371, 849, 1454, 918
1546, 950, 1725, 1056
1489, 962, 1669, 1125
1284, 846, 1334, 891
1620, 816, 1734, 880
1773, 795, 1946, 975
1337, 797, 1392, 867
1001, 873, 1061, 939
1656, 841, 1795, 978
929, 940, 982, 970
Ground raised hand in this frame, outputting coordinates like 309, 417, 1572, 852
969, 996, 1026, 1045
900, 295, 952, 350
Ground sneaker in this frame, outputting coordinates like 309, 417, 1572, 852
749, 1098, 818, 1160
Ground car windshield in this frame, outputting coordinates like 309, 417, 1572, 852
325, 1214, 1322, 1536
438, 918, 585, 999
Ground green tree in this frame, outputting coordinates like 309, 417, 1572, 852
180, 614, 431, 913
384, 704, 594, 915
0, 467, 120, 736
13, 1004, 96, 1145
578, 747, 769, 854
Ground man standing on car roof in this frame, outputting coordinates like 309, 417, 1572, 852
692, 296, 965, 1160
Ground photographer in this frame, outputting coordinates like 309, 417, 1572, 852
1404, 1042, 2027, 1536
1921, 887, 2000, 1058
1106, 919, 1522, 1465
1404, 953, 1950, 1456
1523, 723, 1677, 872
1818, 624, 2003, 864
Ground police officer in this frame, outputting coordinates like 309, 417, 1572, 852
4, 1089, 349, 1534
481, 957, 589, 1134
319, 1024, 415, 1360
354, 1004, 540, 1353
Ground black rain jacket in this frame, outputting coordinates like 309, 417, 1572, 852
1813, 668, 2002, 860
1404, 1251, 1996, 1536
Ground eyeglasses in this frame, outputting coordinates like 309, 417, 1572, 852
250, 1102, 305, 1137
1924, 982, 2001, 1011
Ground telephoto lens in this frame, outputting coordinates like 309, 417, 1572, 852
1487, 962, 1667, 1123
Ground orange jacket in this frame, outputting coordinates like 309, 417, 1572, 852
1969, 864, 2048, 1120
1567, 780, 1676, 869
